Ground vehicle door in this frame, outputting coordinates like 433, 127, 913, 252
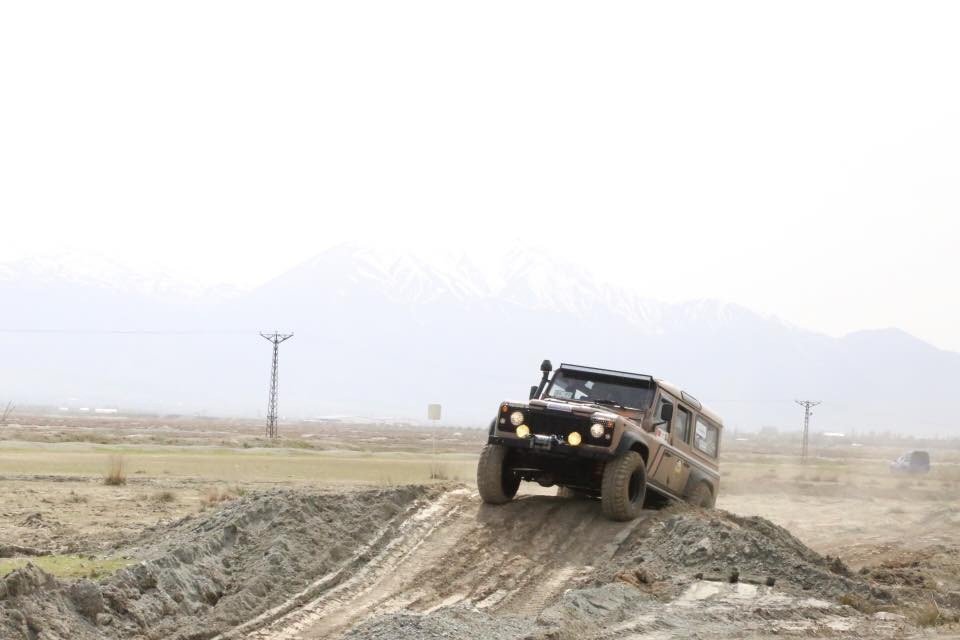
665, 405, 694, 492
650, 395, 688, 494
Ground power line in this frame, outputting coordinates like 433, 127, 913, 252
795, 399, 821, 463
0, 329, 257, 335
261, 332, 293, 439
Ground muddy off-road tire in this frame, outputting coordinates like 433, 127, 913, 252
601, 451, 647, 521
689, 482, 715, 508
477, 444, 520, 505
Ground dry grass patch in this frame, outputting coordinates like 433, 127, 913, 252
428, 464, 451, 481
912, 600, 958, 627
199, 485, 247, 507
65, 491, 89, 504
154, 490, 176, 504
103, 455, 127, 486
838, 592, 876, 614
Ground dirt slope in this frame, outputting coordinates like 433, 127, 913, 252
239, 489, 643, 639
0, 486, 943, 640
0, 486, 446, 640
228, 490, 906, 640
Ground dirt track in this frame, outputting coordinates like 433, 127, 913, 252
237, 489, 642, 639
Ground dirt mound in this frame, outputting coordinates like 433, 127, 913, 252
0, 485, 445, 640
599, 506, 887, 601
0, 488, 925, 640
337, 499, 906, 640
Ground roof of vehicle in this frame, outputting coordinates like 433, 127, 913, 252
656, 379, 724, 426
556, 363, 723, 427
557, 363, 653, 383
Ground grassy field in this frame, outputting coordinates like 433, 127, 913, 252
0, 441, 480, 485
0, 555, 132, 579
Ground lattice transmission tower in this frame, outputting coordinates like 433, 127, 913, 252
261, 332, 293, 438
795, 399, 821, 463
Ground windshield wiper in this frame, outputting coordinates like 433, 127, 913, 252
590, 399, 622, 407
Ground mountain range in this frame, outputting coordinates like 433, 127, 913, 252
1, 246, 957, 434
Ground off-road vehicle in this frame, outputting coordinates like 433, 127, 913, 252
477, 360, 723, 521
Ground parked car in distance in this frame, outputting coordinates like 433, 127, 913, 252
890, 450, 930, 474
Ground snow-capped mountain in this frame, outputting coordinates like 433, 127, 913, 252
1, 244, 958, 433
0, 252, 242, 301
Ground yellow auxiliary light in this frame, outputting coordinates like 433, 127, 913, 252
515, 424, 531, 439
568, 431, 582, 446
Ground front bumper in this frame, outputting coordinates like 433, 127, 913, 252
488, 433, 616, 460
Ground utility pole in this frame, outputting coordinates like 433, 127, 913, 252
0, 401, 14, 426
795, 400, 821, 463
261, 332, 293, 438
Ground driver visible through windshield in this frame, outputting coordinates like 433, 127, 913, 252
545, 369, 655, 410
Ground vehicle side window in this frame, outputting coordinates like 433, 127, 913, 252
675, 407, 691, 444
657, 398, 673, 433
694, 418, 719, 457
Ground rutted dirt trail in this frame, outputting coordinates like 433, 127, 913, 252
242, 489, 644, 639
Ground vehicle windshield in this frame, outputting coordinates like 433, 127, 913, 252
545, 369, 655, 410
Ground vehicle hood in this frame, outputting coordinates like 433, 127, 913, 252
526, 398, 635, 421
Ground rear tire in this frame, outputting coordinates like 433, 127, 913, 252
601, 451, 647, 521
477, 444, 520, 504
689, 482, 715, 508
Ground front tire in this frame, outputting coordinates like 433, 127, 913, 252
477, 444, 520, 504
601, 451, 647, 521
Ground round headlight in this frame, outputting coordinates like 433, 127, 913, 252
509, 411, 525, 427
515, 424, 531, 439
568, 432, 582, 446
590, 423, 605, 438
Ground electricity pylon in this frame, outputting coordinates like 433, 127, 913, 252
795, 399, 821, 463
261, 332, 293, 438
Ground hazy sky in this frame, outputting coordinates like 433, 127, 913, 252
2, 2, 959, 351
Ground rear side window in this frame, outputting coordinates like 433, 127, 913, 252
694, 418, 719, 457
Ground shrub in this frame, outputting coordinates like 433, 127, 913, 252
103, 455, 127, 486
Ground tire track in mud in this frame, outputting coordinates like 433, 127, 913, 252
239, 488, 473, 639
233, 489, 647, 640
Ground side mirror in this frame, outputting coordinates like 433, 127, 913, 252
660, 403, 674, 422
529, 385, 539, 400
660, 404, 673, 422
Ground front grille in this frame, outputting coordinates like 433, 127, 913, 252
525, 410, 590, 440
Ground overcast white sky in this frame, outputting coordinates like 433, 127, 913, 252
2, 2, 959, 351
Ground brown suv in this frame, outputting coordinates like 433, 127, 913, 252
477, 360, 723, 520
